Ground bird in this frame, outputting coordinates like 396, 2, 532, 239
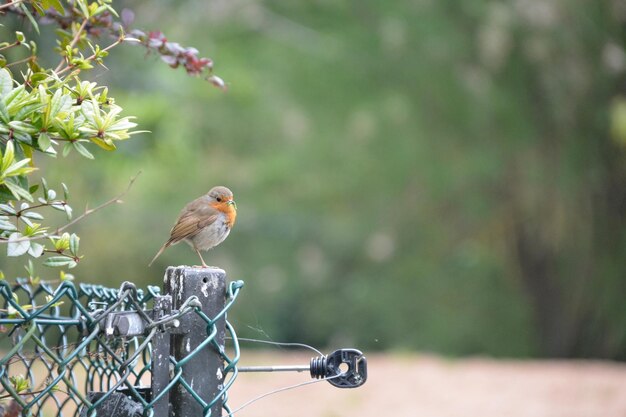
149, 186, 237, 268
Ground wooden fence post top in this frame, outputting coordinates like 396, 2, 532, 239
164, 265, 227, 417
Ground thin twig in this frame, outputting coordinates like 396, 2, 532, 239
0, 171, 142, 244
0, 387, 69, 400
56, 171, 140, 234
54, 17, 89, 73
0, 0, 24, 12
0, 41, 18, 53
5, 55, 33, 68
56, 37, 123, 76
14, 202, 52, 216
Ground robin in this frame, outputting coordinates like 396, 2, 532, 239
149, 186, 237, 268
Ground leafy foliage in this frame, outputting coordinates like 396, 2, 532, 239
0, 2, 220, 285
0, 11, 137, 275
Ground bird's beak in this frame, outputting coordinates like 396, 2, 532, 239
227, 199, 237, 210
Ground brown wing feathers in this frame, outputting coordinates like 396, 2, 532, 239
148, 197, 219, 266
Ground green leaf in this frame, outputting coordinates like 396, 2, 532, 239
15, 102, 45, 121
62, 183, 69, 200
0, 203, 16, 214
49, 88, 71, 119
23, 222, 43, 236
0, 218, 16, 231
109, 118, 138, 131
72, 141, 94, 159
24, 259, 35, 277
59, 270, 74, 281
90, 137, 116, 151
64, 204, 72, 220
7, 232, 29, 257
1, 139, 15, 171
54, 232, 70, 251
69, 233, 79, 255
3, 157, 33, 176
19, 3, 40, 34
76, 0, 89, 17
41, 177, 48, 197
0, 186, 16, 203
23, 211, 43, 220
19, 214, 33, 227
43, 256, 74, 268
0, 68, 12, 97
21, 141, 33, 159
62, 142, 72, 157
8, 121, 38, 134
11, 130, 34, 145
28, 242, 44, 257
4, 179, 33, 201
38, 132, 53, 153
4, 84, 26, 107
0, 99, 9, 123
31, 0, 45, 15
9, 374, 30, 393
42, 0, 64, 14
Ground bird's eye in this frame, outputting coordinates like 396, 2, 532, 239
216, 197, 222, 202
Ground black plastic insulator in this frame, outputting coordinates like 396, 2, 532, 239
308, 348, 367, 388
309, 355, 327, 379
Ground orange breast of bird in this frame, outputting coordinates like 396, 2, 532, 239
211, 201, 237, 229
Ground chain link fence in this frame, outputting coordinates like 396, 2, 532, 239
0, 267, 243, 417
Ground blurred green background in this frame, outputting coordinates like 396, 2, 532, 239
4, 0, 626, 359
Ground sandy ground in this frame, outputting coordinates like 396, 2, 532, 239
3, 349, 625, 416
227, 351, 626, 417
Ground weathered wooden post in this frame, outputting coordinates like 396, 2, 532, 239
165, 266, 227, 417
150, 294, 172, 417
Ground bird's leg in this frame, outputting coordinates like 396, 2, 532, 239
193, 247, 209, 268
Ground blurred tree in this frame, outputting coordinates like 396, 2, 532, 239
4, 0, 623, 359
501, 1, 626, 358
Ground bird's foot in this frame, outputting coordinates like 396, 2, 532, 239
192, 264, 219, 269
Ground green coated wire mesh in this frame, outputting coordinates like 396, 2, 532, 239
0, 277, 244, 417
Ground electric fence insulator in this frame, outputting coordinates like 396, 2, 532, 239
238, 348, 368, 389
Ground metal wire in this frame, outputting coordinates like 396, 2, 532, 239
224, 373, 342, 417
233, 337, 324, 357
0, 278, 243, 417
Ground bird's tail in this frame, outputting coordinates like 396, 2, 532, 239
149, 243, 169, 267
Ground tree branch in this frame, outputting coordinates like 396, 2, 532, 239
56, 36, 124, 76
0, 387, 69, 400
54, 17, 89, 73
0, 41, 19, 53
56, 170, 140, 234
0, 0, 25, 12
5, 55, 34, 68
0, 171, 141, 244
